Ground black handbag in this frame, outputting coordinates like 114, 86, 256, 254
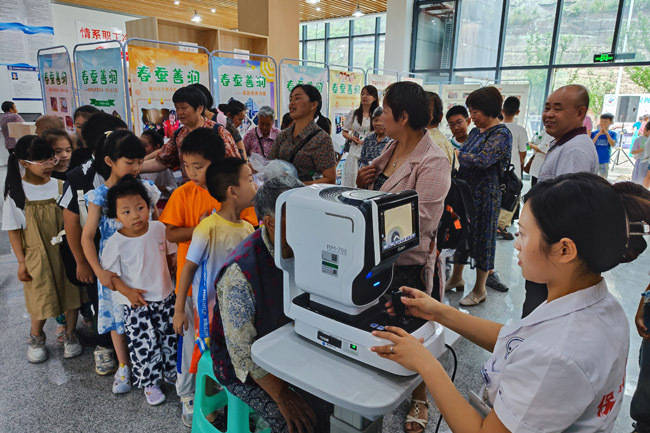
499, 162, 523, 212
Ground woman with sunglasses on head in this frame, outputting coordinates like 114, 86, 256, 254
372, 173, 650, 433
2, 135, 82, 364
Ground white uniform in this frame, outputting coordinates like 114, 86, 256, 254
481, 279, 628, 432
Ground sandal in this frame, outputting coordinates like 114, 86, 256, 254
405, 399, 428, 433
459, 292, 486, 306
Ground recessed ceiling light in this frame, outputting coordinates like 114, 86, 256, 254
211, 8, 216, 13
173, 0, 180, 5
316, 6, 321, 11
191, 10, 201, 22
306, 0, 320, 4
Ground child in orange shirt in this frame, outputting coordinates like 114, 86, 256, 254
159, 127, 256, 427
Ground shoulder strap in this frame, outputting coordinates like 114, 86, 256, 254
255, 128, 267, 158
288, 129, 322, 164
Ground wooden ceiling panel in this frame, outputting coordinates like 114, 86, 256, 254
56, 1, 387, 28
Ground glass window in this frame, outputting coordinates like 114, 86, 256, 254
555, 0, 619, 64
304, 40, 325, 63
377, 35, 385, 70
615, 0, 650, 63
379, 15, 386, 33
455, 0, 502, 68
502, 0, 556, 66
299, 24, 305, 41
552, 67, 619, 115
353, 15, 376, 35
299, 42, 303, 60
328, 38, 349, 66
413, 1, 456, 70
454, 70, 496, 83
500, 69, 549, 133
306, 22, 325, 40
329, 20, 349, 37
352, 36, 375, 70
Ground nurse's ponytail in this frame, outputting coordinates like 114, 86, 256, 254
523, 172, 649, 274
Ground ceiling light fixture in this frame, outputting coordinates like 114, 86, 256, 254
306, 0, 320, 4
211, 8, 216, 13
173, 0, 180, 5
316, 7, 321, 11
191, 10, 202, 22
352, 4, 364, 17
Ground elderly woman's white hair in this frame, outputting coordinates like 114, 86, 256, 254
258, 105, 275, 119
253, 175, 303, 218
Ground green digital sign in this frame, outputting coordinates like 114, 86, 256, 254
593, 52, 615, 63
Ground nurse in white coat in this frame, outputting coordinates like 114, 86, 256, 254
372, 172, 650, 433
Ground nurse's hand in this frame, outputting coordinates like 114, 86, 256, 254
370, 326, 434, 372
385, 286, 443, 322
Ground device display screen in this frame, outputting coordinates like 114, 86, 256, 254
381, 203, 416, 252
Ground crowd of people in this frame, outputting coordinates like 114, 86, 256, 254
0, 78, 649, 433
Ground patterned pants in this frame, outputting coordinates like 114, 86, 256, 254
227, 382, 332, 433
122, 294, 177, 388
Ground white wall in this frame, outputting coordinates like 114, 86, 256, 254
384, 0, 414, 73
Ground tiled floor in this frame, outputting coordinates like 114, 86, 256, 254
0, 162, 647, 432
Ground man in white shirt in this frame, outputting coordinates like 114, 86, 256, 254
497, 96, 528, 240
523, 84, 599, 318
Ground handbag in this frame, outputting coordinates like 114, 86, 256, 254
499, 162, 523, 212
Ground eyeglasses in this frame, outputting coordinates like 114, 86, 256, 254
24, 157, 59, 167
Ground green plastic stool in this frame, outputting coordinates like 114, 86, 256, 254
192, 351, 271, 433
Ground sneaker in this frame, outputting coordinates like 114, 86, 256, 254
113, 365, 132, 394
486, 272, 509, 292
63, 333, 82, 359
94, 346, 117, 375
181, 396, 194, 427
145, 385, 166, 406
27, 334, 48, 364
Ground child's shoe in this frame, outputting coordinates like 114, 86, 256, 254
145, 385, 166, 406
27, 334, 48, 364
94, 346, 117, 375
112, 364, 132, 394
181, 396, 194, 427
63, 333, 83, 358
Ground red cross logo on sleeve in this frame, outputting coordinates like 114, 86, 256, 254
597, 392, 616, 417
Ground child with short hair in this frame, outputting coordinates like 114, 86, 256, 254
159, 127, 257, 426
173, 157, 257, 367
591, 113, 617, 179
81, 130, 160, 395
2, 135, 81, 362
101, 175, 177, 405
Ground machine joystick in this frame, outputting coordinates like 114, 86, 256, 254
391, 290, 406, 321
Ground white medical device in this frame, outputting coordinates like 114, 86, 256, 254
275, 185, 445, 376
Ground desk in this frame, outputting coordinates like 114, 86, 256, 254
252, 323, 428, 433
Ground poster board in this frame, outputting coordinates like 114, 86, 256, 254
75, 47, 127, 121
494, 83, 530, 129
212, 57, 276, 134
37, 51, 76, 133
440, 84, 480, 111
328, 69, 364, 153
401, 76, 424, 86
367, 73, 397, 102
279, 63, 329, 120
128, 45, 210, 136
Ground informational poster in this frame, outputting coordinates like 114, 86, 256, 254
401, 76, 424, 86
212, 57, 276, 134
367, 73, 397, 102
495, 83, 530, 127
440, 84, 481, 111
37, 52, 76, 133
279, 63, 328, 119
0, 0, 54, 65
128, 46, 210, 136
7, 66, 41, 101
75, 48, 127, 121
329, 69, 365, 153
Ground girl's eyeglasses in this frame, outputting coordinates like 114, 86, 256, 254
24, 157, 59, 167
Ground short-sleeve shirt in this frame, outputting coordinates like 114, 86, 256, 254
100, 221, 174, 306
226, 118, 242, 143
591, 130, 618, 164
158, 181, 258, 296
538, 130, 598, 181
269, 121, 336, 182
483, 279, 628, 432
2, 178, 60, 230
503, 122, 529, 178
58, 159, 104, 215
243, 126, 279, 158
359, 132, 391, 167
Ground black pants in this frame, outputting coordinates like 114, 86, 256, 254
522, 280, 547, 318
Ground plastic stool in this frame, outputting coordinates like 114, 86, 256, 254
192, 351, 271, 433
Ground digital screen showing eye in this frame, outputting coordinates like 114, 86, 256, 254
381, 203, 415, 251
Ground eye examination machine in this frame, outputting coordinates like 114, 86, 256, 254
274, 185, 445, 376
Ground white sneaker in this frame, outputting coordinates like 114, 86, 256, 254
94, 346, 117, 376
63, 333, 82, 359
112, 365, 132, 394
27, 334, 48, 364
145, 385, 166, 406
181, 396, 194, 427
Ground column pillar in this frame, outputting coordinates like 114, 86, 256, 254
238, 0, 299, 60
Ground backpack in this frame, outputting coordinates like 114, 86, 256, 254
437, 154, 475, 253
499, 162, 523, 212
